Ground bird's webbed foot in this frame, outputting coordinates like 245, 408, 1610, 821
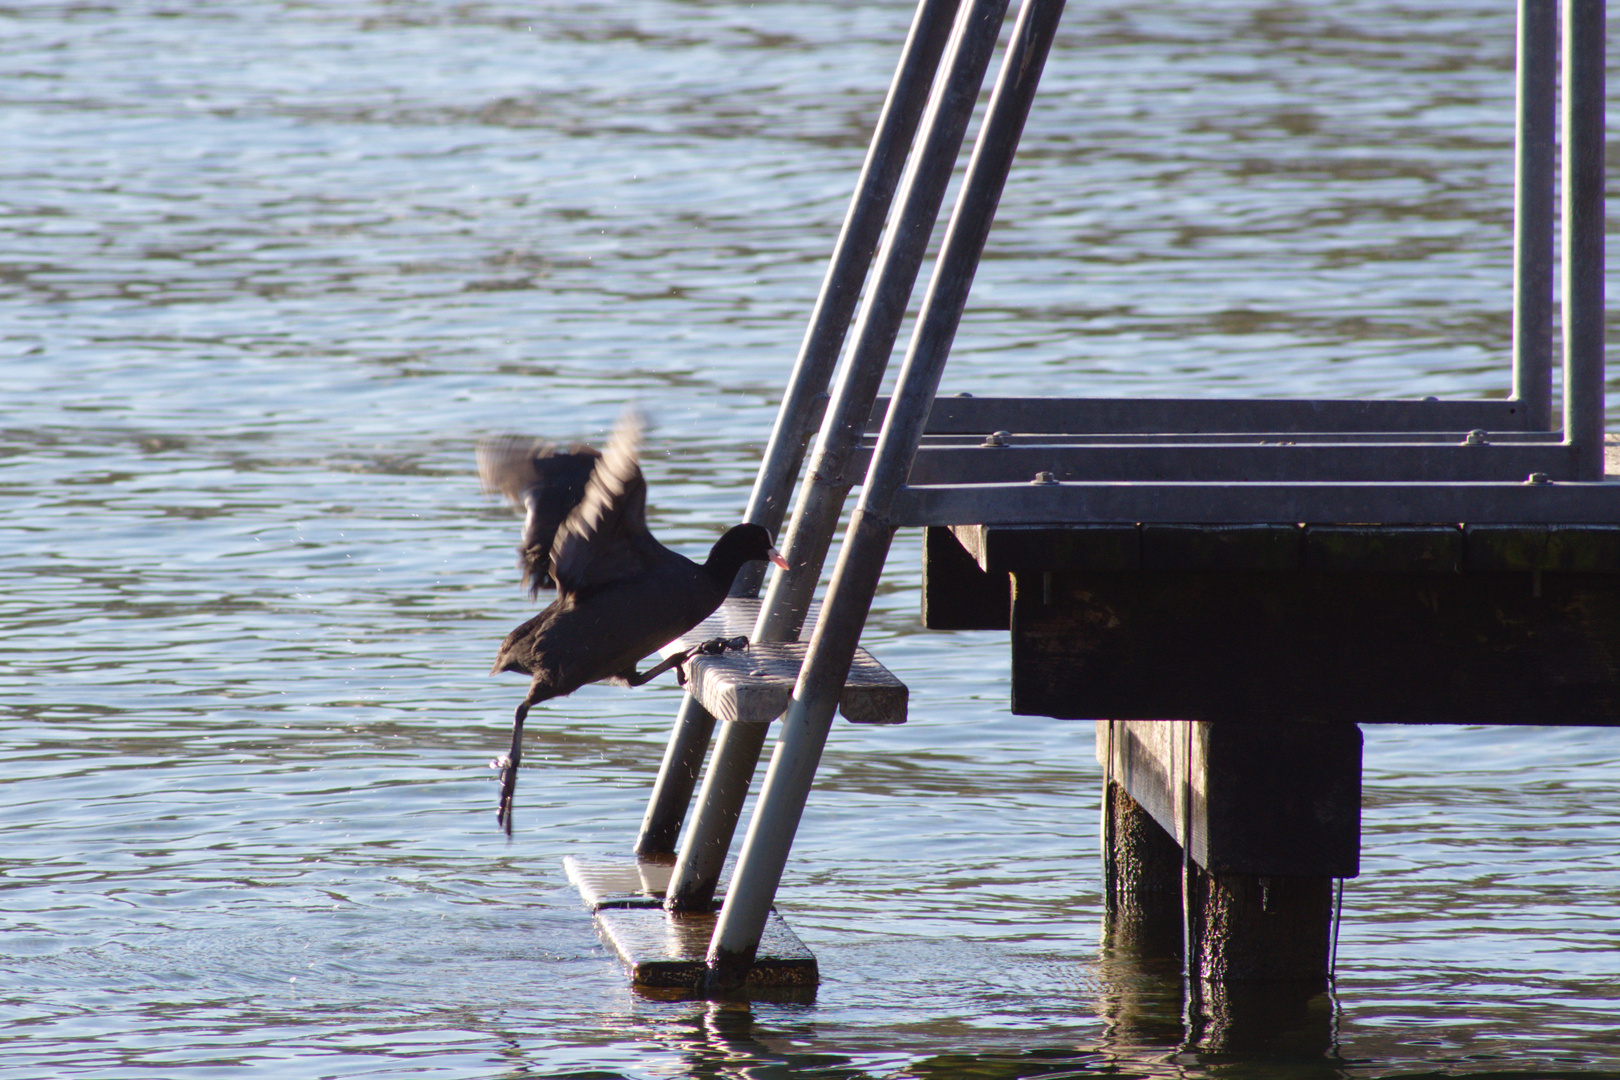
694, 635, 749, 656
675, 636, 750, 686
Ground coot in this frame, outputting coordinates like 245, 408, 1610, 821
479, 412, 786, 835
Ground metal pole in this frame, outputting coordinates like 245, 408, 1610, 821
634, 696, 716, 856
633, 0, 962, 857
755, 0, 1013, 645
664, 721, 770, 911
1512, 0, 1557, 431
1562, 0, 1606, 479
732, 0, 966, 599
707, 0, 1065, 988
663, 0, 977, 900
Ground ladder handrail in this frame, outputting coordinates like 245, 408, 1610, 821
708, 0, 1068, 988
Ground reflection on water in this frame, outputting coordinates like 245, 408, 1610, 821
3, 0, 1620, 1076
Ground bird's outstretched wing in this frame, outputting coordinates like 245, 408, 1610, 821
549, 410, 653, 596
476, 435, 600, 595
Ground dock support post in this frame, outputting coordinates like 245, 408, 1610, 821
633, 0, 961, 858
1187, 868, 1333, 983
1103, 781, 1184, 959
707, 0, 1065, 989
1097, 721, 1357, 987
1562, 0, 1605, 479
1512, 0, 1556, 431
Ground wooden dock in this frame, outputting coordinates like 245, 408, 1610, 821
564, 0, 1614, 1005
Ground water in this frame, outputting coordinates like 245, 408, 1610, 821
3, 0, 1619, 1075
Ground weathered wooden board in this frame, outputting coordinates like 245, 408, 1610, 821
1096, 721, 1360, 878
921, 525, 1009, 629
594, 907, 818, 990
1465, 524, 1620, 571
1141, 524, 1303, 571
1304, 525, 1463, 573
967, 522, 1620, 575
658, 597, 908, 724
1016, 571, 1620, 725
670, 641, 907, 725
564, 855, 671, 910
978, 523, 1140, 573
565, 855, 819, 989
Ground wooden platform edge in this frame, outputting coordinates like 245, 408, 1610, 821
565, 856, 818, 989
594, 906, 819, 990
563, 855, 671, 910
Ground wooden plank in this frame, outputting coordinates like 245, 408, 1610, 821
1465, 524, 1620, 571
658, 598, 908, 725
563, 855, 671, 910
922, 525, 1008, 629
1097, 721, 1361, 878
1140, 524, 1302, 571
981, 523, 1140, 573
1015, 570, 1620, 725
1304, 525, 1463, 573
594, 906, 818, 990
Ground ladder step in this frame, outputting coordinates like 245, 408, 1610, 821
563, 854, 670, 910
595, 906, 818, 991
564, 856, 818, 990
658, 598, 908, 724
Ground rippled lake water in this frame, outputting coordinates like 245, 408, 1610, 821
3, 0, 1619, 1076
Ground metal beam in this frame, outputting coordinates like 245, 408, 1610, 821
1512, 0, 1557, 428
638, 0, 964, 861
1562, 0, 1606, 479
902, 441, 1581, 484
732, 0, 964, 596
904, 430, 1562, 445
893, 479, 1620, 527
756, 0, 1010, 645
870, 396, 1540, 436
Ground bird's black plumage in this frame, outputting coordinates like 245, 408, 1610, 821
480, 413, 785, 835
476, 436, 602, 596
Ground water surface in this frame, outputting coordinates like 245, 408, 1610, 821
3, 1, 1619, 1076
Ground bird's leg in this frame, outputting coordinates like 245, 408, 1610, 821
493, 680, 547, 837
621, 638, 751, 690
621, 649, 690, 688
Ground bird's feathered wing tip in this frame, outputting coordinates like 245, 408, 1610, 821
549, 409, 650, 594
475, 436, 551, 506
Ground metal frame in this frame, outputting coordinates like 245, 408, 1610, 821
615, 0, 1610, 990
874, 394, 1540, 435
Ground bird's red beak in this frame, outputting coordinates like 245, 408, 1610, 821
767, 546, 790, 570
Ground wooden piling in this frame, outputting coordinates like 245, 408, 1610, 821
1102, 781, 1182, 959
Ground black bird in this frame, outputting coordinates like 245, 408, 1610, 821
477, 413, 787, 835
476, 435, 600, 596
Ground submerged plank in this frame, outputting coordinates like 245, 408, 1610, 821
563, 855, 671, 910
594, 907, 818, 990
